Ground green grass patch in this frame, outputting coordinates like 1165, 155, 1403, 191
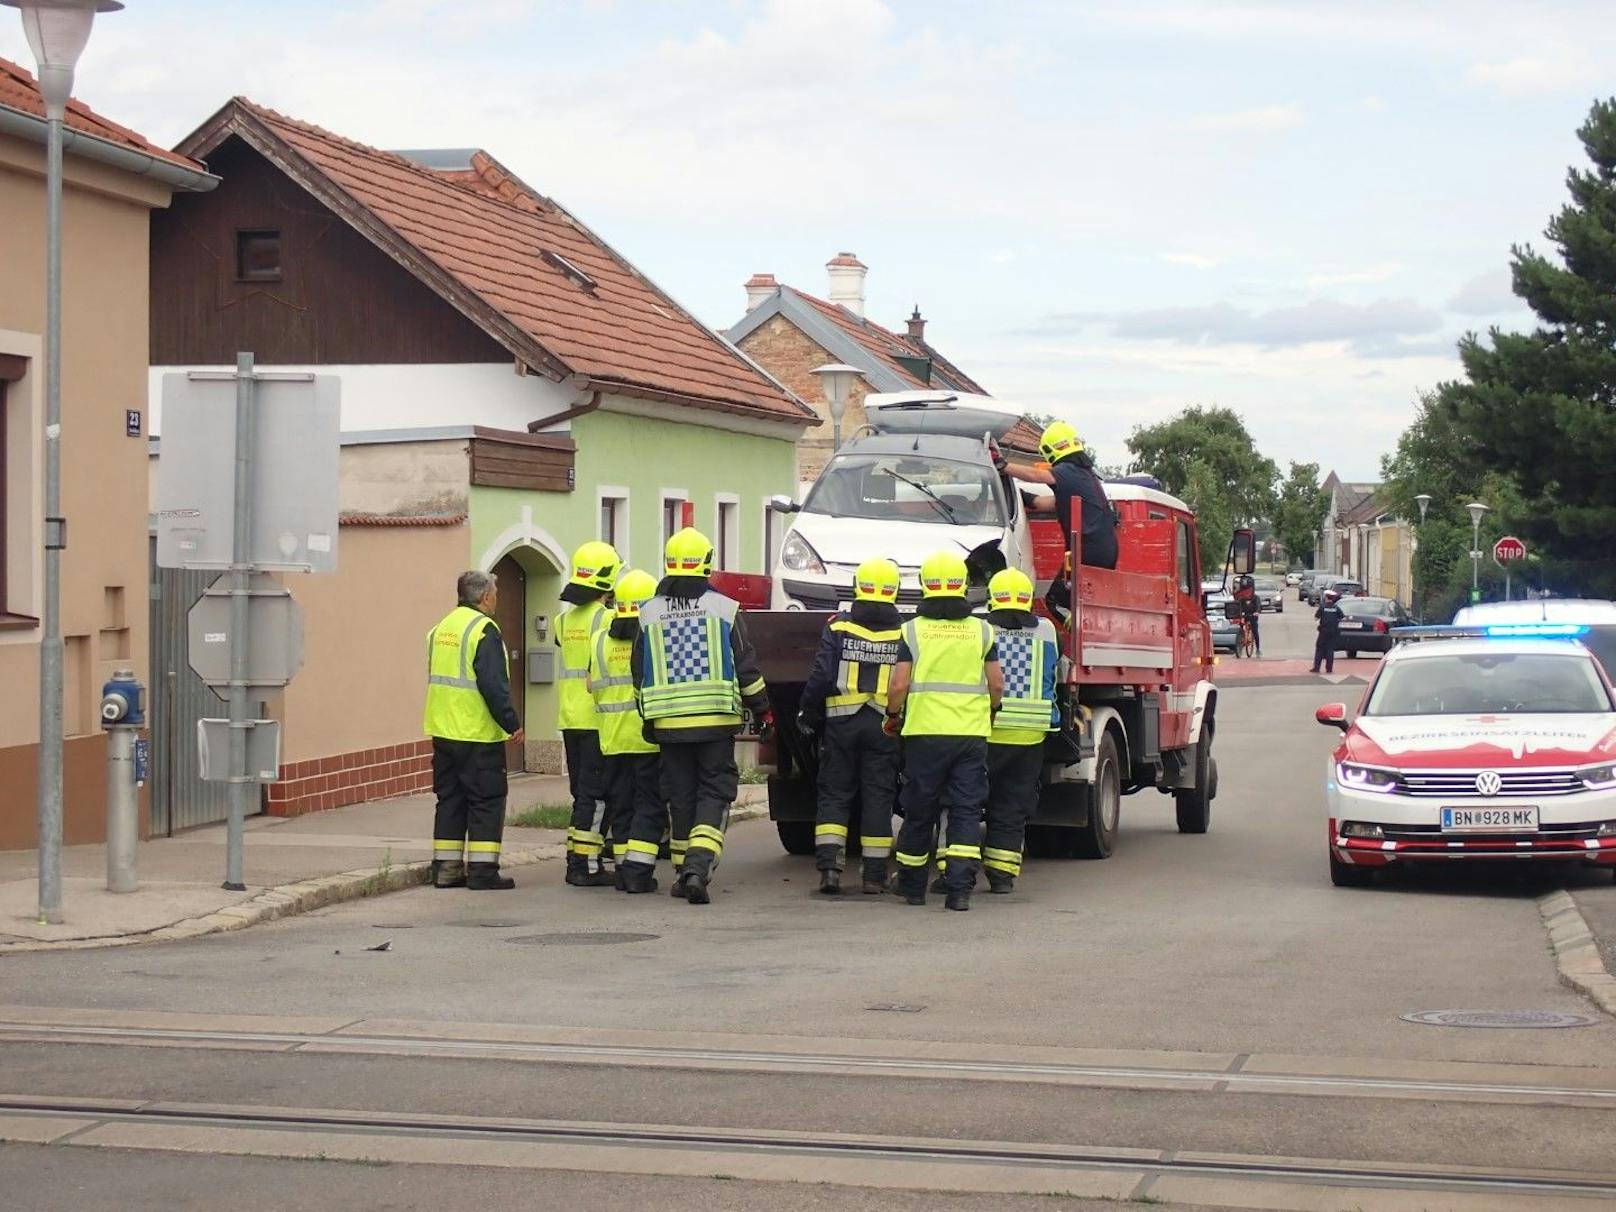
508, 803, 572, 830
738, 766, 769, 785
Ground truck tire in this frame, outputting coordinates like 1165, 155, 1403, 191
1024, 824, 1075, 860
1073, 731, 1121, 859
776, 821, 815, 856
1174, 726, 1213, 834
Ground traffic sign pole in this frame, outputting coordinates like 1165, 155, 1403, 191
224, 351, 256, 892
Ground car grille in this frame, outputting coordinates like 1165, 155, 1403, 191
1394, 770, 1584, 798
1377, 820, 1606, 847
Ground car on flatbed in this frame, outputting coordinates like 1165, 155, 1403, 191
1318, 631, 1616, 887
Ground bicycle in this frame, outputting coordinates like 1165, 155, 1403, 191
1235, 615, 1256, 659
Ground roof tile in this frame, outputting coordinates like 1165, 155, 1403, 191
0, 56, 203, 172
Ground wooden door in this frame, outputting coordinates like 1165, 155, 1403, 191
492, 556, 527, 772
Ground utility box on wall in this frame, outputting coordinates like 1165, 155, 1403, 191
526, 649, 556, 684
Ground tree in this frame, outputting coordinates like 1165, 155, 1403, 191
1434, 98, 1616, 596
1125, 406, 1278, 569
1270, 462, 1329, 570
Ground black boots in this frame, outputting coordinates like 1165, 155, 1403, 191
680, 871, 711, 905
565, 856, 615, 887
860, 860, 889, 896
945, 889, 971, 912
618, 864, 659, 894
986, 872, 1015, 895
894, 869, 927, 906
818, 869, 842, 895
432, 860, 466, 889
467, 866, 515, 891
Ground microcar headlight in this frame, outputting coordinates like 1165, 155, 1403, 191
1337, 762, 1399, 794
779, 531, 825, 575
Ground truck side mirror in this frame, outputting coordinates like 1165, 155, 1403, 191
768, 494, 800, 514
1230, 528, 1256, 576
1315, 703, 1350, 732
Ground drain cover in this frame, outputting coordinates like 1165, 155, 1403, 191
447, 920, 526, 929
1402, 1009, 1598, 1029
506, 932, 660, 946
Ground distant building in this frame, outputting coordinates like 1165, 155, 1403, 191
1316, 472, 1413, 604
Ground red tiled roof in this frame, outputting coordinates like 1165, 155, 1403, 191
179, 99, 812, 426
0, 56, 203, 173
790, 288, 991, 396
1001, 416, 1043, 457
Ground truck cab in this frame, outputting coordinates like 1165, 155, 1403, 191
768, 392, 1034, 610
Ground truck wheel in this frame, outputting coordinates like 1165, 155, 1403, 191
1024, 824, 1075, 860
776, 821, 815, 856
1329, 851, 1375, 888
1174, 727, 1213, 835
1073, 731, 1121, 859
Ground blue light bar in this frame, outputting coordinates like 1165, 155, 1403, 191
1483, 623, 1589, 638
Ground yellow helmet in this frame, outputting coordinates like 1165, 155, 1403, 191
919, 550, 969, 599
613, 568, 657, 618
852, 557, 900, 603
569, 539, 621, 592
988, 567, 1035, 610
664, 527, 714, 578
1038, 419, 1085, 464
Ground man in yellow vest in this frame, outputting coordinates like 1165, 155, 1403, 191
631, 527, 770, 905
885, 551, 1003, 912
799, 558, 903, 896
587, 568, 665, 894
426, 571, 523, 891
557, 539, 621, 887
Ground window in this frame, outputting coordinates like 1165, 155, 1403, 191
803, 453, 1004, 526
715, 496, 740, 572
762, 501, 780, 575
597, 489, 628, 560
236, 229, 282, 282
1176, 519, 1193, 594
662, 493, 689, 545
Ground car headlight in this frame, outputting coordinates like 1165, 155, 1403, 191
1339, 821, 1385, 839
1337, 762, 1399, 794
1579, 763, 1616, 791
1597, 822, 1616, 838
779, 531, 825, 575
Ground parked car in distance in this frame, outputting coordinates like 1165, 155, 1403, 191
1332, 579, 1365, 598
1302, 574, 1336, 605
1285, 572, 1302, 587
1254, 575, 1286, 612
1204, 587, 1239, 652
1332, 596, 1411, 657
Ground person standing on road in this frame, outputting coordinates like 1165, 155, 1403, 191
425, 570, 524, 891
632, 527, 772, 905
1312, 589, 1344, 674
557, 540, 622, 888
798, 558, 904, 896
885, 551, 1003, 913
588, 569, 665, 894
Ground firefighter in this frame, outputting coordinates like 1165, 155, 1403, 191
631, 527, 771, 905
426, 570, 523, 891
1026, 420, 1119, 571
980, 567, 1059, 893
798, 558, 904, 896
588, 569, 665, 893
557, 539, 621, 887
885, 551, 1003, 912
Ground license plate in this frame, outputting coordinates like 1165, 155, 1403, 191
1441, 806, 1539, 833
1339, 620, 1365, 630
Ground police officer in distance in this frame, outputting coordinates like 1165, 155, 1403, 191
425, 570, 523, 891
631, 527, 771, 905
588, 569, 665, 893
799, 558, 904, 896
886, 551, 1003, 913
556, 540, 621, 887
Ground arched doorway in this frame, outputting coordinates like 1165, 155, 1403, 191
491, 554, 527, 772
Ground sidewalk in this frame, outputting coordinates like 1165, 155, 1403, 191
1213, 656, 1377, 687
0, 774, 768, 953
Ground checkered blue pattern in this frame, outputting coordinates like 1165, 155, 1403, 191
997, 633, 1035, 697
662, 617, 713, 682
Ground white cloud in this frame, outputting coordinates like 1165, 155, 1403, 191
1162, 252, 1222, 269
1186, 104, 1304, 133
1353, 96, 1388, 113
1446, 267, 1519, 315
1465, 55, 1596, 97
988, 249, 1017, 265
1307, 262, 1402, 288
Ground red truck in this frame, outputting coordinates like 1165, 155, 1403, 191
739, 482, 1254, 860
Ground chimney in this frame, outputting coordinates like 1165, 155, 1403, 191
826, 251, 867, 317
744, 272, 778, 312
906, 305, 926, 344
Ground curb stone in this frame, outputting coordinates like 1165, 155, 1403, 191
1537, 889, 1616, 1017
0, 803, 769, 955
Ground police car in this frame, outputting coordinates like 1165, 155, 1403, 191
1318, 622, 1616, 887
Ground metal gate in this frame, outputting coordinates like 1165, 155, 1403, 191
148, 552, 234, 833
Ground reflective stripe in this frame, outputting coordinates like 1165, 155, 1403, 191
593, 674, 633, 688
860, 835, 894, 847
816, 824, 849, 838
859, 834, 893, 858
943, 843, 981, 860
423, 607, 508, 743
740, 677, 766, 697
560, 669, 589, 680
909, 680, 988, 694
894, 851, 929, 867
432, 839, 464, 853
983, 856, 1020, 874
466, 841, 502, 853
984, 846, 1020, 863
596, 701, 639, 713
427, 673, 477, 689
688, 823, 725, 855
625, 839, 659, 857
623, 849, 657, 866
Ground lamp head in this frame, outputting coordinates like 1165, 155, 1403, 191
1465, 501, 1488, 527
809, 363, 860, 421
2, 0, 122, 117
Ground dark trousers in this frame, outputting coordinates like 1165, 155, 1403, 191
603, 752, 661, 865
1245, 612, 1261, 654
895, 735, 989, 895
653, 738, 737, 881
984, 741, 1043, 878
1312, 634, 1336, 673
432, 739, 507, 867
814, 709, 900, 872
563, 728, 608, 870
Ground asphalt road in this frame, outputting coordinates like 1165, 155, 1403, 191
5, 636, 1616, 1209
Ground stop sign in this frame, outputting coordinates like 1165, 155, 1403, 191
1493, 535, 1527, 562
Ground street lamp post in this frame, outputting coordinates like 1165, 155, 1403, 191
1466, 500, 1489, 599
809, 363, 860, 453
1413, 494, 1431, 621
3, 0, 123, 924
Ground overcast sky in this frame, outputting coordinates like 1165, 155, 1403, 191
8, 0, 1610, 481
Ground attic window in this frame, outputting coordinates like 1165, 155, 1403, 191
236, 229, 282, 282
541, 249, 596, 293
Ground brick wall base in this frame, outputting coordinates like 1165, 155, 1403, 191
267, 739, 434, 817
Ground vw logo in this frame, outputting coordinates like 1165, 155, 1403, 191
1474, 770, 1503, 797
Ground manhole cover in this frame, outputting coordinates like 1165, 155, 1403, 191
506, 932, 661, 946
1402, 1010, 1598, 1029
447, 920, 526, 929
